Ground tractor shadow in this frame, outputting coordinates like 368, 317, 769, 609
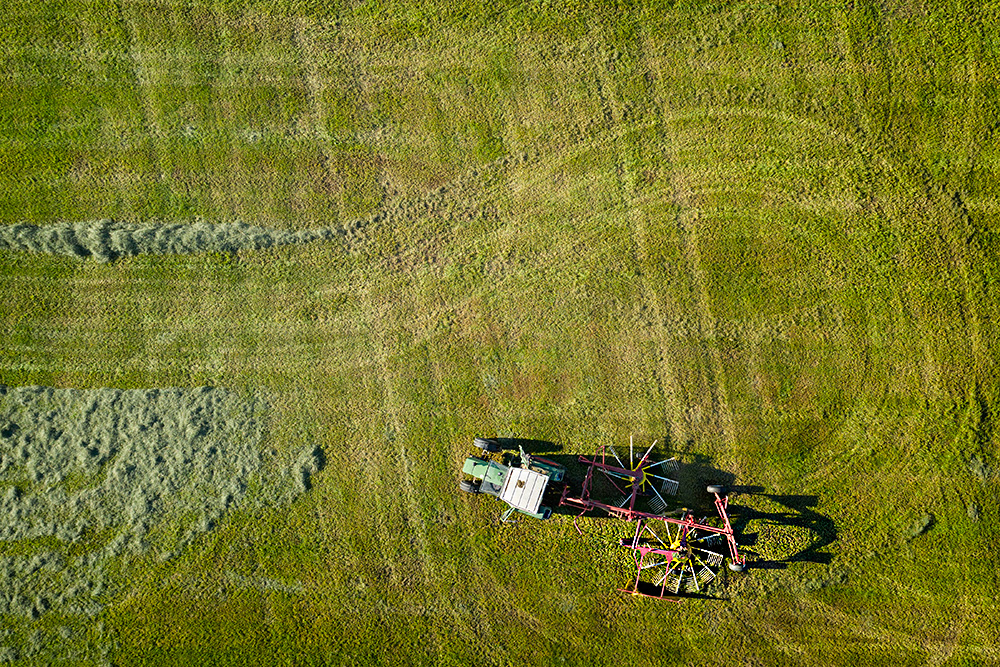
493, 438, 562, 454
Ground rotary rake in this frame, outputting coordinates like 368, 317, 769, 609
558, 438, 746, 599
617, 499, 743, 600
459, 435, 747, 600
559, 437, 680, 520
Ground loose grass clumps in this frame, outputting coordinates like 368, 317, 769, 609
0, 385, 317, 662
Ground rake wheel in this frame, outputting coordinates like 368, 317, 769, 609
597, 438, 680, 516
627, 519, 727, 595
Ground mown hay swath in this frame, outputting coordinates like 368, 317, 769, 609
0, 385, 316, 662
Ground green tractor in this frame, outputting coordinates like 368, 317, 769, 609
460, 437, 566, 521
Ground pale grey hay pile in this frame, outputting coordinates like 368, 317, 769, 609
0, 385, 318, 662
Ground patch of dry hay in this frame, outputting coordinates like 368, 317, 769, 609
0, 385, 317, 661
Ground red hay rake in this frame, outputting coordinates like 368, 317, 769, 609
559, 437, 746, 599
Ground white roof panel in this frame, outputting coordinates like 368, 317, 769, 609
499, 467, 549, 514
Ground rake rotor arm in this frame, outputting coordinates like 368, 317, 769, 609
561, 454, 669, 520
653, 494, 744, 566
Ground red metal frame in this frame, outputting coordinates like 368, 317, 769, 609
559, 446, 745, 572
559, 450, 658, 521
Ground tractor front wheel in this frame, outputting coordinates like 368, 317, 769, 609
474, 437, 501, 453
728, 561, 746, 572
459, 479, 480, 494
706, 484, 726, 496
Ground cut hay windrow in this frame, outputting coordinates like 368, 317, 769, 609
0, 385, 318, 661
0, 220, 339, 261
0, 152, 523, 262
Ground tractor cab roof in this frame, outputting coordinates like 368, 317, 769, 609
498, 466, 550, 515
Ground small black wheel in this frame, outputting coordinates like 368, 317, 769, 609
728, 561, 746, 572
707, 484, 726, 496
459, 479, 480, 494
474, 437, 501, 453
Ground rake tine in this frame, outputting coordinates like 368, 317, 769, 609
639, 439, 658, 465
641, 560, 667, 571
643, 524, 668, 550
607, 446, 626, 470
648, 482, 670, 513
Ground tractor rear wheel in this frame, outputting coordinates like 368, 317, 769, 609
474, 437, 501, 453
459, 479, 480, 494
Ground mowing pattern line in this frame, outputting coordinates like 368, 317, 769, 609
362, 285, 436, 593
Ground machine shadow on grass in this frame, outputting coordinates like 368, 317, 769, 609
727, 492, 837, 568
666, 448, 837, 567
498, 438, 837, 569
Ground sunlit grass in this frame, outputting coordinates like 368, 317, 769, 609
1, 0, 999, 664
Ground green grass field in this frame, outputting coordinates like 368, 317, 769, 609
2, 0, 1000, 664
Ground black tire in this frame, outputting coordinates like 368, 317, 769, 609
707, 484, 726, 496
459, 479, 480, 494
474, 437, 501, 453
728, 561, 746, 573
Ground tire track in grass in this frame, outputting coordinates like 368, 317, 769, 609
837, 5, 990, 377
292, 16, 338, 197
836, 8, 997, 471
628, 179, 687, 438
655, 117, 738, 453
121, 4, 163, 141
592, 36, 690, 437
649, 99, 879, 483
361, 286, 435, 593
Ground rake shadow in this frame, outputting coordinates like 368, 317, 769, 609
728, 493, 838, 567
